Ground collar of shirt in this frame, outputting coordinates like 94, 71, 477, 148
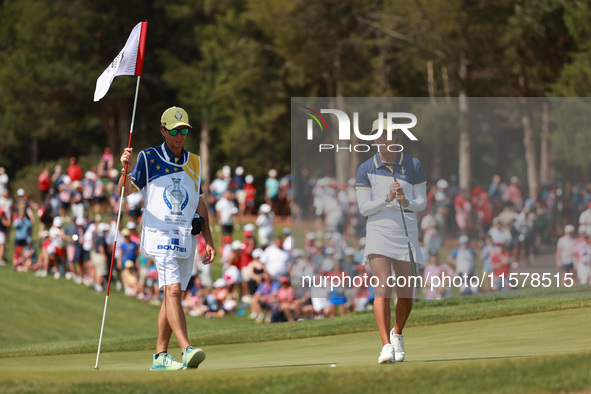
373, 152, 404, 169
161, 143, 186, 164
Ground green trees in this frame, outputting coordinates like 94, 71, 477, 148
0, 0, 588, 196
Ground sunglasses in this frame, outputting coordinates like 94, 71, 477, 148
167, 128, 190, 136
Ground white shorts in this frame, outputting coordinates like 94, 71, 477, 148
154, 252, 196, 290
0, 231, 5, 245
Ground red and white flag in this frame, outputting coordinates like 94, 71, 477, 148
94, 22, 148, 102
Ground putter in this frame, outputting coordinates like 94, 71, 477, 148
384, 162, 419, 282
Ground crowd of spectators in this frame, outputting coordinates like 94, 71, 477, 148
289, 171, 591, 306
0, 154, 299, 323
2, 157, 590, 323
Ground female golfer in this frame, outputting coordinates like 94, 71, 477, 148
356, 118, 427, 364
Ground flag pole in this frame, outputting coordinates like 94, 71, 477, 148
94, 76, 141, 370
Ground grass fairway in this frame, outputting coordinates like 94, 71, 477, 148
1, 268, 590, 393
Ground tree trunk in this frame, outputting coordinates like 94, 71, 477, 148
539, 100, 551, 184
200, 115, 211, 186
520, 98, 539, 200
428, 60, 442, 179
458, 54, 471, 191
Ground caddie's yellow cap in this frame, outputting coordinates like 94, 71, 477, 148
161, 106, 192, 130
371, 117, 388, 133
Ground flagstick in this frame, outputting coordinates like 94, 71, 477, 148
95, 76, 141, 370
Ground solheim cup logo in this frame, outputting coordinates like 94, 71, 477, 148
302, 108, 418, 152
163, 178, 189, 215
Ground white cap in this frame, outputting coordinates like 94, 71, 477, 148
436, 179, 448, 189
53, 216, 63, 227
243, 223, 256, 232
224, 265, 240, 284
268, 169, 277, 177
345, 247, 356, 256
75, 217, 86, 226
245, 174, 254, 184
565, 224, 575, 233
213, 278, 226, 288
62, 175, 71, 185
359, 237, 366, 246
126, 221, 136, 229
98, 223, 110, 232
17, 188, 25, 196
252, 248, 263, 259
459, 235, 469, 244
578, 225, 587, 235
231, 240, 243, 251
235, 166, 244, 176
325, 247, 335, 254
259, 203, 271, 213
222, 165, 231, 176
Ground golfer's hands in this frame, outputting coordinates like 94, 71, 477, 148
120, 148, 134, 169
390, 182, 409, 207
202, 243, 216, 265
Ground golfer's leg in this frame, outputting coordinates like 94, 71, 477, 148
370, 255, 394, 345
164, 283, 191, 351
392, 259, 414, 335
156, 298, 172, 354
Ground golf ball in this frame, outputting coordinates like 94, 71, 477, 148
330, 364, 336, 368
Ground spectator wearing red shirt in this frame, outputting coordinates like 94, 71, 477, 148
38, 167, 51, 200
243, 174, 257, 216
490, 242, 511, 291
454, 189, 473, 236
67, 157, 83, 182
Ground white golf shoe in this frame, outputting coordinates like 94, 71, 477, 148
378, 344, 395, 364
390, 330, 405, 362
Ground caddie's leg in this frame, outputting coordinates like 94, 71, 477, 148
163, 282, 190, 351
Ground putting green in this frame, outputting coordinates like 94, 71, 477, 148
2, 308, 590, 393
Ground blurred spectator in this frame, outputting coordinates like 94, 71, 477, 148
504, 176, 523, 207
216, 190, 237, 241
479, 235, 494, 292
270, 276, 296, 323
260, 237, 290, 280
574, 226, 591, 284
423, 249, 455, 300
15, 188, 35, 228
51, 165, 64, 189
256, 203, 274, 247
126, 190, 144, 224
121, 260, 140, 297
0, 207, 10, 265
13, 212, 32, 269
265, 169, 280, 214
38, 167, 51, 200
448, 235, 478, 296
47, 216, 68, 279
293, 168, 313, 220
100, 147, 114, 177
242, 174, 257, 216
421, 213, 442, 253
474, 192, 494, 241
249, 272, 279, 322
245, 248, 266, 296
579, 201, 591, 236
0, 167, 8, 196
556, 224, 576, 285
454, 189, 472, 236
67, 156, 83, 182
490, 241, 511, 291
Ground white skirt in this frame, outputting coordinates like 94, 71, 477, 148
363, 209, 424, 264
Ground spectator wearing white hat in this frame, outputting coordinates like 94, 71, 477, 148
256, 203, 274, 247
0, 167, 8, 196
556, 224, 576, 285
259, 237, 290, 281
573, 226, 591, 284
265, 169, 279, 214
242, 174, 257, 216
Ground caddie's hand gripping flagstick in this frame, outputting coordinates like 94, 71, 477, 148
94, 21, 148, 370
384, 162, 419, 282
